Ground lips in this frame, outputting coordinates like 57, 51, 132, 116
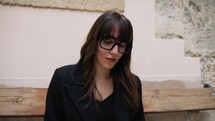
106, 58, 116, 63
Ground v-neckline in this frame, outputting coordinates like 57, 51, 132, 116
96, 92, 114, 103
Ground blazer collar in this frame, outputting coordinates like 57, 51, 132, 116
65, 64, 130, 121
65, 84, 97, 121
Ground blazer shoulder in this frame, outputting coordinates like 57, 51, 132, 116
133, 75, 142, 87
54, 64, 84, 85
54, 65, 76, 77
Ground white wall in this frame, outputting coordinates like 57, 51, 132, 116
0, 0, 201, 88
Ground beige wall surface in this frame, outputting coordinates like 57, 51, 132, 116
0, 0, 201, 88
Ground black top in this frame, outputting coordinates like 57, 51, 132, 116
44, 64, 145, 121
96, 93, 114, 121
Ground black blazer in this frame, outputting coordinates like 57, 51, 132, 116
44, 64, 145, 121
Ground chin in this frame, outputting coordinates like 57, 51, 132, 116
104, 64, 115, 70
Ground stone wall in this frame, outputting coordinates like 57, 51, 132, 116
156, 0, 215, 56
155, 0, 215, 121
156, 0, 215, 86
0, 0, 124, 12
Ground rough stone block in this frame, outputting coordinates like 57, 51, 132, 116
155, 0, 215, 57
201, 56, 215, 86
0, 0, 124, 12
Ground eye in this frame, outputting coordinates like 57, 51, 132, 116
102, 38, 114, 44
119, 42, 126, 48
103, 38, 113, 43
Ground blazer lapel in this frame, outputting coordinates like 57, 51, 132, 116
65, 84, 97, 121
114, 86, 130, 121
64, 64, 96, 121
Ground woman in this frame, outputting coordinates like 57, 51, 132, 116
44, 10, 145, 121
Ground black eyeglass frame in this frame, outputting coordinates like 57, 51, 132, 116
99, 34, 132, 54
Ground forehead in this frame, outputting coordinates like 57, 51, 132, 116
100, 20, 131, 43
111, 26, 119, 38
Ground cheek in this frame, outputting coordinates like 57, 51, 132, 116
96, 46, 107, 62
97, 46, 106, 56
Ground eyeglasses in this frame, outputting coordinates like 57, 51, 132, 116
99, 34, 132, 54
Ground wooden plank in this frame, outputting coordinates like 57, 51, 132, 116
0, 88, 215, 116
0, 88, 47, 116
142, 88, 215, 113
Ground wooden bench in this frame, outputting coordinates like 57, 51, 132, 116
0, 87, 215, 117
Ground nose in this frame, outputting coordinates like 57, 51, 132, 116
110, 45, 119, 55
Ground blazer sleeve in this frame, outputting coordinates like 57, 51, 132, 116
44, 69, 64, 121
134, 75, 146, 121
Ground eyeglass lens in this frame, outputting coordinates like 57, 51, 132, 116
100, 34, 127, 54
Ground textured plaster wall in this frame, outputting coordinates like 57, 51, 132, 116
155, 0, 215, 121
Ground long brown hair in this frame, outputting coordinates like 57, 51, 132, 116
78, 11, 139, 114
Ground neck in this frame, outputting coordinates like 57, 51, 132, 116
94, 64, 114, 101
94, 63, 112, 81
95, 69, 111, 81
94, 62, 113, 91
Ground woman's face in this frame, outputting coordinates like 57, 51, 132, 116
95, 28, 123, 70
